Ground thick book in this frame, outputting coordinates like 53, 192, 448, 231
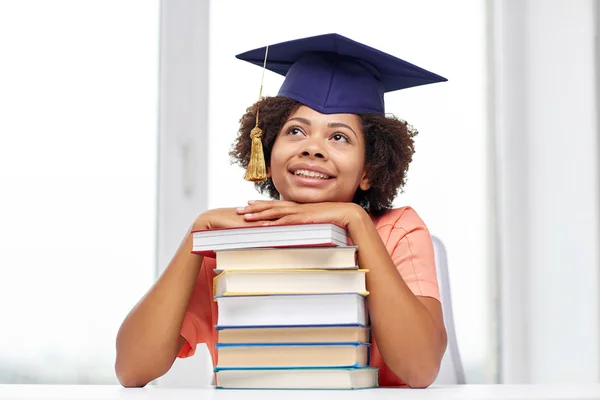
214, 246, 358, 272
216, 325, 370, 344
215, 367, 378, 390
215, 293, 368, 328
191, 223, 349, 257
215, 342, 370, 369
213, 269, 368, 297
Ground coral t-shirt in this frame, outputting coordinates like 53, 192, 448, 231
177, 206, 441, 387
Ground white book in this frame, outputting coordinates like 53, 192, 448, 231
213, 269, 368, 297
215, 367, 378, 389
216, 293, 368, 328
192, 223, 348, 256
214, 246, 358, 272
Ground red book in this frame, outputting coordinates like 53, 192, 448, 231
191, 223, 350, 257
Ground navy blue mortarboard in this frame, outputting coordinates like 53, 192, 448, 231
237, 33, 446, 182
236, 33, 447, 115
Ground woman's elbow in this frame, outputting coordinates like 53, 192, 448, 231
114, 356, 157, 388
404, 370, 439, 389
402, 364, 440, 389
116, 369, 150, 388
114, 338, 181, 388
391, 353, 443, 389
118, 377, 149, 388
404, 328, 447, 388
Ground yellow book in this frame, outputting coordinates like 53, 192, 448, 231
213, 269, 369, 297
217, 325, 370, 344
214, 246, 357, 272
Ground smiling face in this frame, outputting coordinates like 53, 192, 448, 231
269, 105, 371, 204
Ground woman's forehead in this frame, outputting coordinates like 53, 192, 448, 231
287, 105, 362, 126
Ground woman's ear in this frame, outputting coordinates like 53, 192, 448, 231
359, 171, 371, 191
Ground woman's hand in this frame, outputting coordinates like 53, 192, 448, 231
236, 200, 365, 229
194, 207, 266, 231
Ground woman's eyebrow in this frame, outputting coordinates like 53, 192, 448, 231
287, 117, 311, 125
327, 122, 358, 139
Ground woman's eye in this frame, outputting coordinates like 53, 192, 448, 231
332, 133, 349, 142
288, 128, 302, 136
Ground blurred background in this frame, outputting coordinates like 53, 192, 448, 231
0, 0, 598, 386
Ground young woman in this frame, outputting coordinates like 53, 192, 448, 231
115, 33, 448, 389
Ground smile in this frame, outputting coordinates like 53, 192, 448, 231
293, 169, 332, 179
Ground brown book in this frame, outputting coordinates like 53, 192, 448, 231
216, 343, 370, 368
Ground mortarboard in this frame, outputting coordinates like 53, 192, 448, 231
236, 33, 447, 182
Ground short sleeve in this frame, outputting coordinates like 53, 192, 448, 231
178, 257, 218, 363
374, 207, 440, 301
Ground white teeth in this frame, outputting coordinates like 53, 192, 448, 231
293, 169, 331, 179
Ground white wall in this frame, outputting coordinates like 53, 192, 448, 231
0, 0, 159, 383
493, 0, 600, 383
207, 0, 494, 383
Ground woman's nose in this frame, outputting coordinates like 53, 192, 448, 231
299, 138, 328, 160
301, 149, 325, 159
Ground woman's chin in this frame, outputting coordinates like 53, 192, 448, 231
280, 189, 344, 204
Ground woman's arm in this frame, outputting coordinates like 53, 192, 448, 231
347, 205, 447, 388
115, 208, 259, 387
237, 200, 447, 387
115, 224, 203, 387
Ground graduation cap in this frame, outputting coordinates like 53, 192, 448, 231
236, 33, 447, 182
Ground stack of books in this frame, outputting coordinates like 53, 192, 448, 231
192, 223, 378, 390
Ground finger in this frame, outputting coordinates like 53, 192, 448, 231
236, 202, 269, 214
247, 199, 273, 205
243, 207, 298, 221
262, 214, 304, 226
236, 203, 274, 215
238, 200, 296, 214
244, 208, 297, 221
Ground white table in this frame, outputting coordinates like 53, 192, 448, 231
0, 385, 599, 400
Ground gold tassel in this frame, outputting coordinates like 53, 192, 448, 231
244, 113, 267, 181
244, 45, 269, 182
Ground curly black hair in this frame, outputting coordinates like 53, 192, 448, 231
229, 96, 417, 215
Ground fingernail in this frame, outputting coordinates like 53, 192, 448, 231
236, 207, 245, 212
244, 213, 253, 219
248, 200, 257, 204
